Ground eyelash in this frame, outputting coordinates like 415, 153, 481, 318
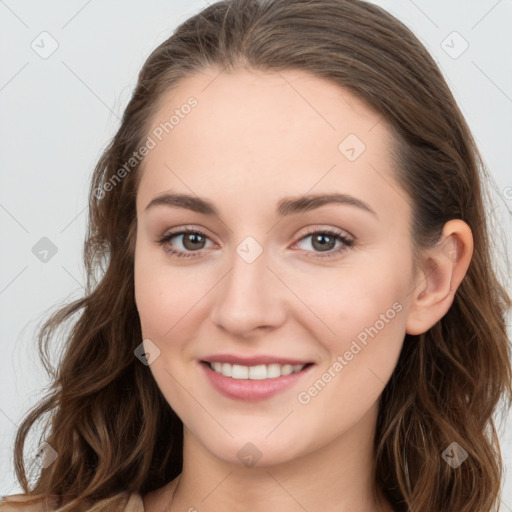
157, 226, 355, 260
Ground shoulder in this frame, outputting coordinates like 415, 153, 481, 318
0, 493, 143, 511
0, 494, 57, 511
141, 477, 180, 512
125, 493, 144, 511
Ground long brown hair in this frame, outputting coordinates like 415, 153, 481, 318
4, 1, 511, 511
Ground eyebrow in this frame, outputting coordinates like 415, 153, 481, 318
144, 192, 377, 217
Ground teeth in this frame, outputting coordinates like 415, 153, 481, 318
248, 365, 267, 379
232, 364, 249, 379
222, 363, 232, 377
209, 362, 306, 379
281, 364, 293, 376
266, 364, 281, 379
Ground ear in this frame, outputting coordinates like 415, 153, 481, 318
405, 219, 473, 335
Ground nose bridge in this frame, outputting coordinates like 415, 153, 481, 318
210, 239, 285, 335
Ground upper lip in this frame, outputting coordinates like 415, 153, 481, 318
201, 354, 314, 366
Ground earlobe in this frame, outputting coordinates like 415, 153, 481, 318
405, 219, 473, 335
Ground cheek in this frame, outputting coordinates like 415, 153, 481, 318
134, 243, 213, 343
292, 266, 410, 432
301, 249, 413, 359
134, 242, 177, 337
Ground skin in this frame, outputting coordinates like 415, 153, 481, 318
134, 67, 473, 512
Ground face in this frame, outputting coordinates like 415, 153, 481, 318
134, 67, 417, 466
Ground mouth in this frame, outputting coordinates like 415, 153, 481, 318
201, 360, 314, 380
199, 360, 315, 401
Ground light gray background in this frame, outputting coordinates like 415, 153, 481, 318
1, 0, 511, 507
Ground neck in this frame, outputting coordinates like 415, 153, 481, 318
160, 403, 392, 512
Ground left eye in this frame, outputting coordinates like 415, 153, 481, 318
293, 229, 354, 257
157, 228, 354, 259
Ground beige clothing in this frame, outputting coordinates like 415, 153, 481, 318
0, 493, 144, 511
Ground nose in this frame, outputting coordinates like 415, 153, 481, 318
209, 247, 287, 338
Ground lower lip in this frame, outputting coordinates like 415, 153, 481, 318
200, 361, 314, 402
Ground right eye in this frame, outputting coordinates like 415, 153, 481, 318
157, 228, 215, 258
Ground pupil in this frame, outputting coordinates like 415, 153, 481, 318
184, 233, 204, 250
313, 234, 334, 252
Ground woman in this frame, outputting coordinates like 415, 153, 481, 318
2, 0, 510, 511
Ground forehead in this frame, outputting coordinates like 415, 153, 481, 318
137, 67, 406, 222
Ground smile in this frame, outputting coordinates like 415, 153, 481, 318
200, 361, 315, 401
208, 361, 308, 379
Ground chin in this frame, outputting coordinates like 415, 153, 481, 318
200, 434, 309, 469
